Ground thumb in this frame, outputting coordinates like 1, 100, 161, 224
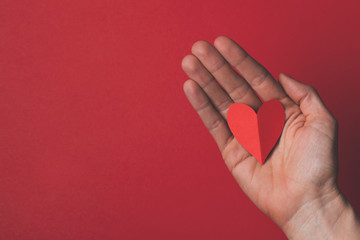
278, 73, 333, 120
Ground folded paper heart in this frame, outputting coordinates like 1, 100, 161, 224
227, 99, 285, 165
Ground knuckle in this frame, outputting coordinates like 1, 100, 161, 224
306, 85, 317, 94
216, 99, 232, 112
210, 59, 226, 74
302, 85, 317, 103
206, 118, 223, 132
230, 85, 250, 102
251, 71, 269, 87
196, 100, 211, 113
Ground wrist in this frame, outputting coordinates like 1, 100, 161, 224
282, 186, 360, 240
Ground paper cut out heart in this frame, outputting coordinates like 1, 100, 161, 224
227, 99, 285, 165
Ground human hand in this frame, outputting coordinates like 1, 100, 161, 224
181, 36, 360, 239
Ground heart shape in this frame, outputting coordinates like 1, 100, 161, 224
227, 99, 285, 165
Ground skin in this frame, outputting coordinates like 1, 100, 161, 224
181, 35, 360, 239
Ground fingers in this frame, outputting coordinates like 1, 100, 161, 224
278, 73, 337, 130
191, 41, 262, 110
183, 80, 233, 151
213, 36, 292, 106
182, 55, 234, 118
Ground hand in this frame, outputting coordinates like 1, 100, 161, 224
181, 36, 360, 239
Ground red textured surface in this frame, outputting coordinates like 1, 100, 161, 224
1, 0, 360, 239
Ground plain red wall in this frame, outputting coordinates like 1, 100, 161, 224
1, 0, 360, 239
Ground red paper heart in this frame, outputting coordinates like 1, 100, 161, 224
227, 99, 285, 165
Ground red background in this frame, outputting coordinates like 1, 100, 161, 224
1, 0, 360, 239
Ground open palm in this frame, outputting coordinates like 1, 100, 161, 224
181, 36, 339, 230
